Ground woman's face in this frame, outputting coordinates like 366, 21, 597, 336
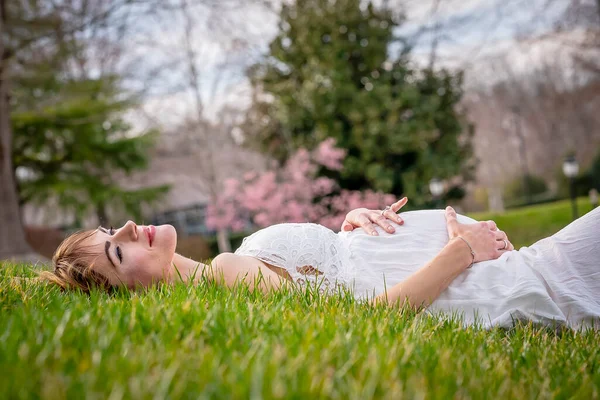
86, 221, 178, 288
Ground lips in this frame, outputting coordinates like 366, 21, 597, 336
145, 225, 156, 247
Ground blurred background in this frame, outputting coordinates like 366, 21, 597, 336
1, 0, 599, 261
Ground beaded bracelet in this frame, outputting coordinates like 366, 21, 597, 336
454, 236, 476, 269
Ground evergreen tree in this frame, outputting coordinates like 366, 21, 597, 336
1, 0, 161, 257
245, 0, 475, 205
11, 72, 169, 226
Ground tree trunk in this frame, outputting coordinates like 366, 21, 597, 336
216, 228, 231, 254
96, 201, 108, 226
0, 0, 35, 260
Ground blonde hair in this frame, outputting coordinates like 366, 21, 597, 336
39, 229, 113, 293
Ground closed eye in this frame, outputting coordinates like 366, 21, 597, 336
99, 226, 123, 263
98, 226, 115, 236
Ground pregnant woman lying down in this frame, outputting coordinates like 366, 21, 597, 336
42, 198, 600, 330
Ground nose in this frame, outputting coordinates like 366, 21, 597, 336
115, 220, 138, 242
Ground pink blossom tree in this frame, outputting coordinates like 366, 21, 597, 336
206, 139, 397, 233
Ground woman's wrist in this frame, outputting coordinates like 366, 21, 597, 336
444, 238, 475, 270
453, 237, 476, 268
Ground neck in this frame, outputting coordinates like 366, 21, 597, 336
167, 253, 209, 284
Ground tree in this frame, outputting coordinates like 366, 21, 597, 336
464, 55, 600, 195
11, 74, 169, 226
151, 0, 282, 252
0, 0, 278, 259
207, 138, 396, 233
0, 0, 47, 258
244, 0, 474, 206
9, 0, 173, 228
1, 3, 30, 258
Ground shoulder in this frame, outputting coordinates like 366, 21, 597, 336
211, 252, 245, 278
212, 252, 238, 266
212, 252, 277, 274
211, 252, 285, 288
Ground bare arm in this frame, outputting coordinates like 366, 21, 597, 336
209, 245, 469, 305
372, 238, 471, 308
208, 253, 289, 294
372, 206, 513, 309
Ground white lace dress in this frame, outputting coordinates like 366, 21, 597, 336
234, 208, 600, 329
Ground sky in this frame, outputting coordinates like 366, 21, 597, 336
122, 0, 570, 128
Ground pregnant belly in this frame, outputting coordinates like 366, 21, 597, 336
338, 210, 481, 296
342, 211, 464, 274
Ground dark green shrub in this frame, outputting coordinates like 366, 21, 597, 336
504, 174, 549, 206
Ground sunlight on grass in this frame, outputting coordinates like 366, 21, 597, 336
1, 262, 599, 399
2, 200, 599, 398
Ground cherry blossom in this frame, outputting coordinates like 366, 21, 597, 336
207, 139, 396, 232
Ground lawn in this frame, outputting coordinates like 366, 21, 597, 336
468, 197, 595, 249
1, 200, 599, 399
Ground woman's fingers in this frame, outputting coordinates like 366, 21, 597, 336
376, 197, 406, 226
493, 230, 514, 250
367, 197, 406, 230
444, 206, 459, 237
357, 213, 379, 236
390, 197, 408, 213
444, 206, 515, 264
486, 220, 498, 231
494, 230, 507, 241
344, 202, 404, 235
381, 209, 403, 226
495, 238, 514, 251
496, 239, 514, 254
359, 206, 404, 236
370, 212, 396, 233
341, 220, 354, 232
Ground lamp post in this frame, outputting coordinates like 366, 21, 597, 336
429, 178, 444, 209
562, 156, 579, 221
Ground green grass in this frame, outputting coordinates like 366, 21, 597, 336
468, 197, 595, 249
2, 264, 600, 399
1, 200, 600, 399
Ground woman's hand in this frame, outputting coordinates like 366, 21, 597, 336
341, 197, 408, 235
444, 206, 514, 264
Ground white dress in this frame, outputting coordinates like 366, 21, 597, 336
234, 207, 600, 329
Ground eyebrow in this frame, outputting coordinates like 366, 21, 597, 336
104, 240, 117, 269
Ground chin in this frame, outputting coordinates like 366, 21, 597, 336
155, 224, 178, 254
